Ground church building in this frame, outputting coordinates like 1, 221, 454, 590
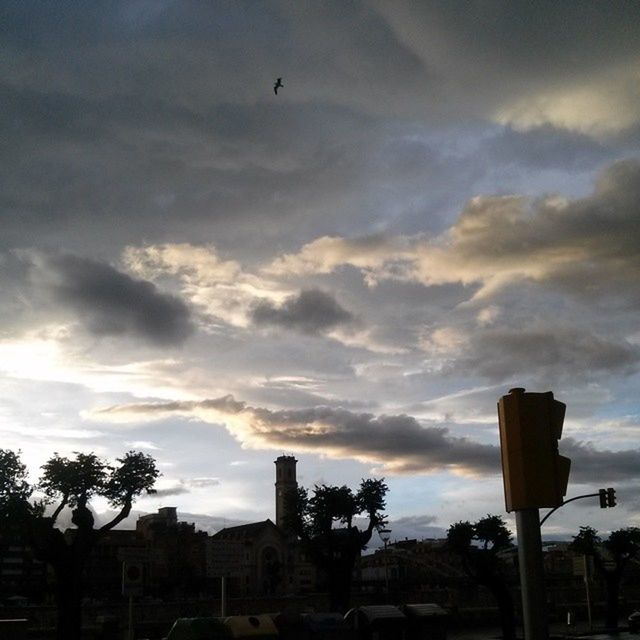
207, 456, 315, 596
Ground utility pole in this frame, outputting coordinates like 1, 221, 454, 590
583, 554, 593, 630
516, 509, 548, 640
378, 528, 391, 596
497, 388, 571, 640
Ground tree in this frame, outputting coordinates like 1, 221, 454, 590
0, 448, 159, 640
285, 478, 388, 612
570, 525, 640, 629
447, 515, 517, 640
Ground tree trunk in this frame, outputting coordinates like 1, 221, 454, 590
54, 562, 84, 640
604, 574, 620, 630
328, 554, 356, 613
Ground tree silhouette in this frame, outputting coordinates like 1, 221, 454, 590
0, 448, 159, 640
285, 478, 388, 612
570, 525, 640, 629
447, 515, 516, 640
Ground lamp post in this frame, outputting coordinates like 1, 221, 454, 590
378, 528, 391, 595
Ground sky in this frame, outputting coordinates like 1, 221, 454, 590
2, 1, 640, 544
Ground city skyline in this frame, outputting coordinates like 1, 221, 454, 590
2, 2, 640, 542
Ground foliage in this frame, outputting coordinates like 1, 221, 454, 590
0, 449, 31, 500
569, 525, 640, 567
285, 478, 388, 612
290, 478, 388, 541
447, 514, 513, 555
569, 525, 601, 555
0, 448, 159, 640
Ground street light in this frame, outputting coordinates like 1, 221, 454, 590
378, 528, 391, 595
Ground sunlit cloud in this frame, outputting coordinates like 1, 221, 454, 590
495, 61, 640, 136
123, 243, 291, 330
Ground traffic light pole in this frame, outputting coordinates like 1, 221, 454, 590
516, 508, 548, 640
539, 491, 606, 526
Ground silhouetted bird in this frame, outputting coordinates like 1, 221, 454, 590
274, 77, 283, 95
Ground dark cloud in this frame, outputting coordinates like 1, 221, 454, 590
28, 252, 194, 345
374, 2, 640, 127
150, 476, 220, 497
251, 289, 353, 335
152, 485, 191, 498
454, 326, 640, 382
563, 439, 640, 484
3, 1, 638, 261
97, 396, 501, 476
98, 395, 640, 485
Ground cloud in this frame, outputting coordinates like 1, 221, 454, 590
95, 395, 498, 475
152, 484, 191, 498
387, 514, 446, 542
563, 439, 640, 484
26, 252, 194, 345
95, 395, 640, 485
188, 477, 221, 488
374, 1, 640, 134
267, 159, 640, 307
123, 243, 291, 329
450, 326, 640, 382
251, 289, 353, 335
391, 514, 437, 529
148, 476, 220, 498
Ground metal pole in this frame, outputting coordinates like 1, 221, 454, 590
128, 595, 133, 640
583, 555, 593, 630
516, 508, 548, 640
221, 575, 227, 617
384, 541, 389, 595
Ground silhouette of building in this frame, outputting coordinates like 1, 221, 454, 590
275, 455, 297, 531
0, 533, 47, 602
80, 529, 146, 599
74, 457, 315, 599
136, 507, 208, 596
207, 456, 315, 596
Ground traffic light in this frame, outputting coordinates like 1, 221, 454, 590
599, 488, 607, 508
599, 487, 617, 508
497, 388, 571, 512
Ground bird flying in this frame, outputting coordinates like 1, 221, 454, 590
274, 77, 283, 95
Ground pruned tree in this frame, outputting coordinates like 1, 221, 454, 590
285, 478, 388, 612
447, 515, 516, 640
0, 448, 159, 640
570, 525, 640, 629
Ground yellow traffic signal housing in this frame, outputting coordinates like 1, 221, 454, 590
497, 388, 571, 512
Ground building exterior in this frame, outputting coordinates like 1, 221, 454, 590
136, 507, 209, 597
275, 455, 297, 531
74, 456, 315, 600
0, 533, 47, 603
207, 456, 315, 596
81, 529, 146, 600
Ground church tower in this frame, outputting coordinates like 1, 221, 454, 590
274, 455, 298, 530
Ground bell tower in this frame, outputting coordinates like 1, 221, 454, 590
275, 455, 298, 530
